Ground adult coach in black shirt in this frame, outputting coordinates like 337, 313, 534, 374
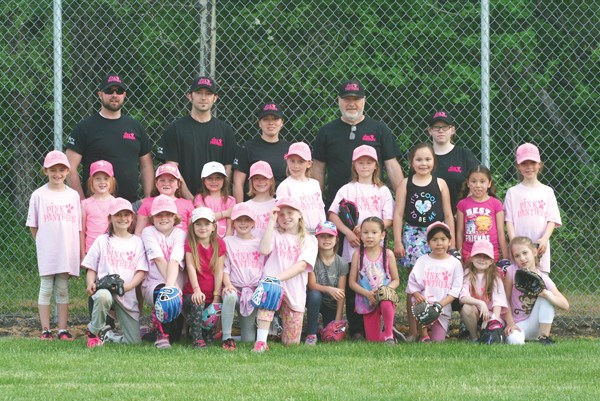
427, 110, 479, 214
232, 102, 290, 202
66, 73, 154, 203
157, 76, 237, 200
312, 79, 404, 209
312, 79, 404, 340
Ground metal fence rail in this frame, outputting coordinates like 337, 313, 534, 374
1, 1, 598, 328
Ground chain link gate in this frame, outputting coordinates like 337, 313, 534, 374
1, 1, 598, 331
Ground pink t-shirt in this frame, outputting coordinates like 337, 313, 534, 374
82, 196, 113, 252
141, 226, 187, 304
194, 194, 236, 238
329, 182, 394, 263
244, 198, 277, 237
460, 272, 508, 320
406, 254, 463, 330
26, 184, 82, 277
223, 235, 266, 316
263, 230, 318, 312
506, 264, 556, 323
137, 196, 194, 233
82, 234, 149, 320
276, 177, 326, 231
504, 183, 562, 273
183, 237, 226, 305
457, 196, 504, 260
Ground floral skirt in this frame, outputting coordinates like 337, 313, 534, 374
399, 223, 430, 268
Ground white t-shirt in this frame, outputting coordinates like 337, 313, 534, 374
276, 177, 326, 231
244, 198, 277, 237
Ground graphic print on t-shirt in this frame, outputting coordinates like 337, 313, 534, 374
408, 191, 438, 224
517, 198, 547, 218
464, 206, 493, 243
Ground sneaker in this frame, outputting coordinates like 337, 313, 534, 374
87, 330, 103, 348
99, 326, 123, 344
252, 341, 269, 353
222, 338, 236, 351
538, 335, 555, 345
40, 328, 53, 340
305, 334, 317, 346
458, 322, 470, 340
155, 335, 171, 349
192, 339, 207, 349
392, 327, 407, 343
420, 335, 431, 343
58, 330, 74, 341
385, 337, 396, 345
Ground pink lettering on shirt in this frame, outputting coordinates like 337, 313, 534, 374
517, 199, 547, 218
362, 134, 376, 142
210, 137, 223, 147
424, 269, 452, 290
448, 166, 462, 173
43, 203, 78, 224
106, 242, 137, 270
123, 132, 136, 140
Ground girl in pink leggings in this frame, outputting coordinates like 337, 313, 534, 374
349, 217, 400, 344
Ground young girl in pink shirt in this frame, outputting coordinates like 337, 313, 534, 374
456, 165, 509, 262
276, 142, 325, 233
83, 198, 148, 348
459, 239, 508, 342
244, 161, 277, 237
252, 197, 318, 352
194, 161, 236, 238
135, 164, 194, 236
221, 203, 267, 349
81, 160, 116, 259
27, 150, 81, 340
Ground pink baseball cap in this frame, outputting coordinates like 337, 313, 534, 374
151, 194, 178, 216
201, 161, 227, 178
108, 197, 134, 215
249, 161, 274, 179
191, 207, 215, 223
352, 145, 377, 162
470, 239, 494, 259
43, 150, 70, 169
276, 196, 302, 211
155, 164, 181, 179
231, 203, 256, 221
426, 221, 451, 236
284, 142, 311, 161
315, 221, 338, 237
90, 160, 114, 177
516, 143, 541, 164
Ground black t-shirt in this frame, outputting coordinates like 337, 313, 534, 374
434, 146, 479, 214
312, 116, 402, 209
66, 113, 151, 202
233, 136, 290, 200
157, 115, 237, 195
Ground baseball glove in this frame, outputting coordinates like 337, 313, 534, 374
448, 248, 462, 262
96, 274, 125, 296
375, 285, 400, 307
496, 259, 511, 278
514, 269, 545, 296
478, 319, 505, 345
338, 199, 359, 230
412, 301, 443, 326
201, 302, 222, 330
320, 320, 347, 342
154, 286, 182, 323
251, 276, 284, 311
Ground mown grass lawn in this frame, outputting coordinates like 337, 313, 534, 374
0, 337, 598, 400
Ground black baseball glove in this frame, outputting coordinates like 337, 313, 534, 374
411, 301, 442, 326
96, 274, 125, 296
478, 319, 505, 345
514, 269, 545, 296
338, 199, 359, 230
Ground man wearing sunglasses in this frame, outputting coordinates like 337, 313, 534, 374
312, 79, 404, 211
66, 73, 154, 203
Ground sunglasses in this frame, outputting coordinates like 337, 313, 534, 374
349, 125, 357, 140
102, 87, 126, 95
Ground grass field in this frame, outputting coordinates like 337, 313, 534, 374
1, 337, 598, 401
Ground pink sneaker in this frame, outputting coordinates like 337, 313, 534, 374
87, 330, 103, 348
252, 341, 269, 353
155, 335, 171, 349
58, 330, 74, 341
40, 328, 53, 340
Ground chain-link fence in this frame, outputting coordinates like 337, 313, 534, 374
1, 1, 598, 329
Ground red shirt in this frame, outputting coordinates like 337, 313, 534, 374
183, 237, 226, 304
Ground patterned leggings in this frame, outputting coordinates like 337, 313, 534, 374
183, 294, 217, 343
257, 302, 304, 345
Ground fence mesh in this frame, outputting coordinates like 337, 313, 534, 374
1, 1, 598, 329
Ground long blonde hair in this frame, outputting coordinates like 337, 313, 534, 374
187, 220, 220, 273
464, 257, 499, 302
277, 209, 308, 248
351, 159, 384, 187
509, 236, 540, 268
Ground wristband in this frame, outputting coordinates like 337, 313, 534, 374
213, 291, 220, 296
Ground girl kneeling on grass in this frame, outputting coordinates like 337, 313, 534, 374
253, 197, 318, 352
459, 239, 508, 342
503, 236, 569, 345
83, 198, 148, 348
406, 222, 463, 342
349, 217, 400, 344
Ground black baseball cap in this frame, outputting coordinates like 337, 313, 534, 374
99, 74, 127, 92
338, 79, 365, 98
257, 102, 284, 119
188, 76, 217, 93
428, 110, 455, 126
